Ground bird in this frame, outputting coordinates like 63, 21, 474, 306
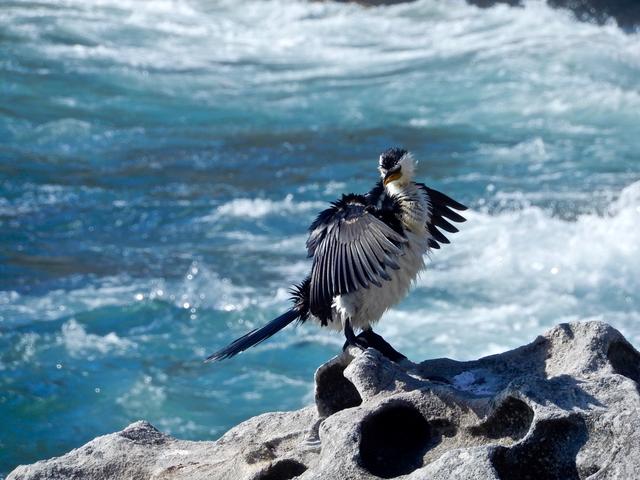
206, 148, 467, 363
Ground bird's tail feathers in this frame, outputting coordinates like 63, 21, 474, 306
205, 309, 300, 362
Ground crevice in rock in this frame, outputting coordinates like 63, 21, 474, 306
578, 464, 601, 478
254, 459, 307, 480
315, 360, 362, 417
358, 402, 455, 479
470, 397, 534, 442
607, 340, 640, 384
491, 416, 588, 480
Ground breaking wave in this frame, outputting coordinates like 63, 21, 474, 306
207, 194, 325, 220
384, 180, 640, 358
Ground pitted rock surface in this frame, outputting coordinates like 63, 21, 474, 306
8, 321, 640, 480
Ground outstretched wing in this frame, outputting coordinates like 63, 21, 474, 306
419, 185, 468, 250
306, 194, 407, 318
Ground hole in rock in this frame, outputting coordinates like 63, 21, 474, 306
315, 361, 362, 417
491, 416, 588, 480
359, 402, 455, 478
255, 459, 307, 480
607, 341, 640, 384
579, 464, 601, 478
470, 397, 534, 442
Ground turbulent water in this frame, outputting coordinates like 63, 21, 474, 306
1, 0, 639, 475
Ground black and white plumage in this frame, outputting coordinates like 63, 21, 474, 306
206, 148, 467, 363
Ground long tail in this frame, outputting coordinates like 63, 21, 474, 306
205, 309, 301, 362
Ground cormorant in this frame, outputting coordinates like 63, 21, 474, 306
206, 148, 467, 362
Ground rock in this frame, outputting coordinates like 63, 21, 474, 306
330, 0, 411, 4
329, 0, 640, 31
549, 0, 640, 30
469, 0, 640, 30
8, 321, 640, 480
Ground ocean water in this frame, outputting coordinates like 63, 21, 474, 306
1, 0, 639, 475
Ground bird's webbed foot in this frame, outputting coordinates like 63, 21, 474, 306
357, 328, 407, 362
342, 321, 406, 363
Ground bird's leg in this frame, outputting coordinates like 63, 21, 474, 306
342, 318, 365, 352
357, 328, 407, 362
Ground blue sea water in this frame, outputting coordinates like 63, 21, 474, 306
1, 0, 639, 475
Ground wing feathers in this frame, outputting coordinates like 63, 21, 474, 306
308, 196, 406, 313
308, 186, 467, 316
428, 224, 451, 244
345, 244, 360, 290
433, 215, 459, 233
349, 243, 370, 289
421, 185, 467, 250
427, 188, 468, 211
434, 204, 466, 223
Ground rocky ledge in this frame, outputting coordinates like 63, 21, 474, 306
8, 321, 640, 480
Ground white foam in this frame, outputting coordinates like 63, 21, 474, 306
208, 194, 324, 220
167, 261, 255, 313
4, 0, 636, 119
59, 319, 135, 357
375, 180, 640, 360
0, 183, 88, 216
116, 374, 167, 414
1, 261, 262, 330
0, 280, 144, 325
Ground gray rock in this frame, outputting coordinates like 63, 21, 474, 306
8, 321, 640, 480
329, 0, 640, 31
470, 0, 640, 31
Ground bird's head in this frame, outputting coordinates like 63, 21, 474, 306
378, 147, 416, 189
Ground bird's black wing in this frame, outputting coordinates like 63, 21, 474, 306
306, 193, 407, 322
417, 184, 468, 249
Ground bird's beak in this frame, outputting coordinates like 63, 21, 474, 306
383, 168, 402, 186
